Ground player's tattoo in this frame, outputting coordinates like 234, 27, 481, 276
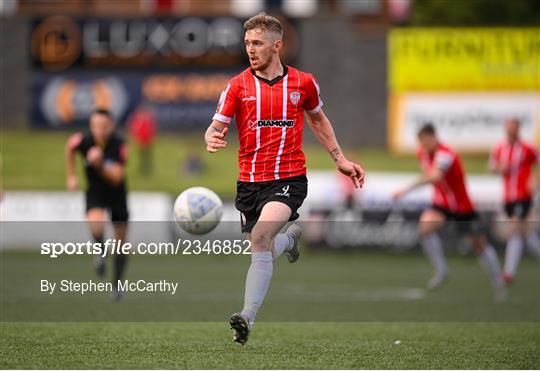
209, 125, 220, 133
329, 147, 342, 162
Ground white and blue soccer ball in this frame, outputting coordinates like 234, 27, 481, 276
173, 187, 223, 234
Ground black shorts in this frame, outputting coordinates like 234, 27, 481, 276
235, 174, 308, 233
504, 199, 532, 219
431, 205, 482, 234
86, 189, 129, 222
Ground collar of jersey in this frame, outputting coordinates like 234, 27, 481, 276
251, 64, 289, 86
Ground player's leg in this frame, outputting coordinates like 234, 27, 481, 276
110, 197, 129, 300
526, 229, 540, 260
523, 200, 540, 260
87, 207, 107, 277
230, 201, 292, 345
246, 223, 301, 263
503, 215, 525, 284
468, 231, 506, 300
418, 208, 448, 289
272, 224, 302, 262
240, 201, 292, 327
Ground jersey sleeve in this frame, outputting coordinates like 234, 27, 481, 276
488, 144, 501, 170
118, 142, 128, 165
212, 80, 237, 124
434, 151, 454, 172
67, 132, 83, 152
303, 74, 323, 114
525, 143, 540, 166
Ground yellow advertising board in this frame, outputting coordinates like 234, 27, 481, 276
388, 92, 540, 154
389, 28, 540, 91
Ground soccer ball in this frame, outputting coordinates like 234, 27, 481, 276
173, 187, 223, 234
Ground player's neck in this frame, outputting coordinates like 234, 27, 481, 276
254, 59, 284, 81
507, 136, 519, 145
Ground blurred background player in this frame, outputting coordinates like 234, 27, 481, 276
393, 123, 506, 300
127, 105, 157, 177
65, 108, 129, 300
489, 117, 540, 284
205, 13, 365, 345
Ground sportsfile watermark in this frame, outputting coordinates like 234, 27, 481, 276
1, 221, 539, 322
41, 239, 252, 258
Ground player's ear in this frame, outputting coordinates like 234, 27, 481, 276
274, 39, 282, 52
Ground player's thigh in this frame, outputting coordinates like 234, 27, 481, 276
418, 209, 446, 236
86, 208, 107, 236
250, 201, 293, 251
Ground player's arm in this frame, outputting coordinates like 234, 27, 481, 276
65, 133, 82, 191
86, 144, 126, 186
205, 120, 229, 153
306, 109, 365, 188
97, 162, 125, 186
207, 80, 236, 153
393, 168, 445, 200
488, 147, 507, 175
534, 150, 540, 201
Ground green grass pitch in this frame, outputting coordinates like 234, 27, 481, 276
2, 129, 537, 368
1, 250, 538, 369
3, 129, 492, 197
1, 322, 538, 369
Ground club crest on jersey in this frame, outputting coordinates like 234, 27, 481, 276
290, 92, 301, 105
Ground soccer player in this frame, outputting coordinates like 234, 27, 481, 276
489, 118, 540, 284
205, 13, 365, 345
393, 124, 506, 299
65, 108, 129, 300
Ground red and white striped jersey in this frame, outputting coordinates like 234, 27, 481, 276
418, 143, 474, 213
213, 65, 322, 182
490, 139, 539, 203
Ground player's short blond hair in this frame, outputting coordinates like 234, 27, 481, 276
244, 12, 283, 39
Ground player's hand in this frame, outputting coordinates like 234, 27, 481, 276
206, 127, 228, 153
67, 174, 78, 191
337, 158, 365, 189
87, 146, 104, 168
496, 164, 510, 175
392, 189, 406, 201
534, 190, 540, 207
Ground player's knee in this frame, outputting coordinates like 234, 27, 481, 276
418, 211, 443, 236
508, 218, 524, 236
418, 223, 430, 237
469, 234, 486, 254
418, 220, 437, 236
87, 208, 106, 222
250, 230, 273, 251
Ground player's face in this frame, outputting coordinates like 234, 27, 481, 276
244, 28, 281, 71
89, 113, 114, 144
505, 119, 520, 141
418, 133, 438, 153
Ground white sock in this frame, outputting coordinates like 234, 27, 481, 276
526, 232, 540, 260
478, 245, 504, 288
504, 234, 524, 278
421, 233, 448, 274
241, 250, 273, 327
272, 234, 292, 260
